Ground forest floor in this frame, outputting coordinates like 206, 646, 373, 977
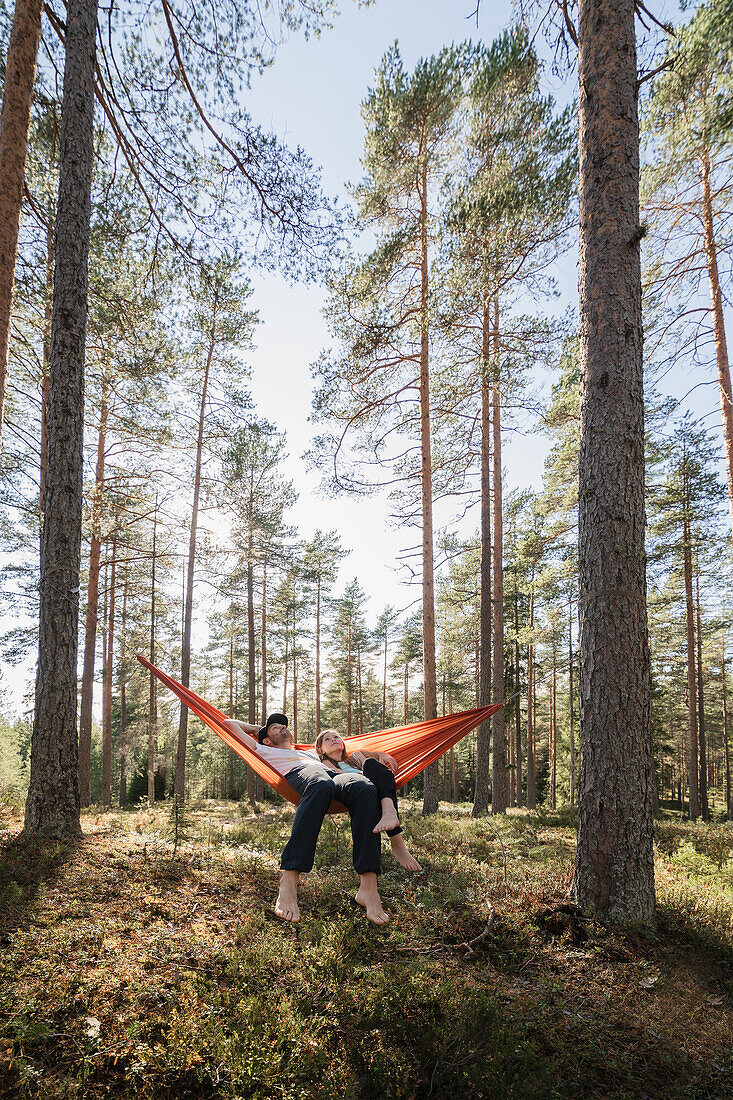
1, 799, 732, 1100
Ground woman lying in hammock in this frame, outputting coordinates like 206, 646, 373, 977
315, 729, 421, 871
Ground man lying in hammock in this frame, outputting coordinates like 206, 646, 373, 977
222, 711, 417, 925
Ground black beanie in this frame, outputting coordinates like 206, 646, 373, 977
258, 712, 289, 743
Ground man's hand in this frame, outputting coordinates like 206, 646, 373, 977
376, 751, 398, 774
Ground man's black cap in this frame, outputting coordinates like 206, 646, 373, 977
258, 712, 289, 744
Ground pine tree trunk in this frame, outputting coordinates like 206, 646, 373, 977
419, 159, 439, 815
175, 324, 216, 801
473, 298, 492, 817
403, 664, 408, 725
526, 585, 536, 809
102, 537, 116, 809
683, 465, 700, 820
346, 618, 352, 738
24, 0, 98, 837
119, 575, 127, 808
491, 297, 507, 814
246, 553, 256, 800
261, 563, 268, 724
700, 147, 733, 545
514, 586, 522, 807
315, 578, 321, 736
79, 377, 109, 805
695, 571, 709, 821
722, 648, 732, 821
569, 593, 576, 807
39, 192, 55, 511
550, 646, 557, 810
147, 496, 157, 806
382, 628, 388, 729
574, 0, 655, 925
0, 0, 44, 445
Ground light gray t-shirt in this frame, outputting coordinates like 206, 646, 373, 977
235, 726, 337, 778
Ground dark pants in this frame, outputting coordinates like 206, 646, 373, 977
281, 762, 381, 874
362, 758, 402, 837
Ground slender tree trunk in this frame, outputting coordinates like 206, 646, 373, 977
315, 577, 321, 736
24, 0, 98, 838
683, 463, 700, 820
102, 537, 116, 809
404, 663, 408, 725
246, 546, 256, 800
526, 584, 536, 809
175, 322, 216, 800
473, 297, 492, 817
419, 159, 439, 815
0, 0, 45, 445
491, 296, 507, 814
78, 375, 109, 805
346, 618, 352, 738
695, 570, 709, 821
147, 496, 157, 807
514, 579, 522, 807
569, 593, 576, 807
550, 645, 557, 810
722, 647, 732, 821
118, 574, 127, 809
382, 627, 388, 728
574, 0, 655, 925
700, 147, 733, 545
261, 563, 268, 724
293, 612, 298, 738
282, 626, 289, 712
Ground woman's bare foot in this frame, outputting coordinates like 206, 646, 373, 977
275, 870, 300, 922
373, 798, 400, 834
355, 872, 389, 924
390, 834, 422, 871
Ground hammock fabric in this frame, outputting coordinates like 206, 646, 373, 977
137, 654, 508, 815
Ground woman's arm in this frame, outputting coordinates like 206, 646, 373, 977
359, 748, 398, 774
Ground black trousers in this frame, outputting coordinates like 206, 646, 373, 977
362, 758, 402, 837
281, 762, 381, 874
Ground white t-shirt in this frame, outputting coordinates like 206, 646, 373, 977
235, 726, 337, 778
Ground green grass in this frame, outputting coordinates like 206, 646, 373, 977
0, 800, 732, 1098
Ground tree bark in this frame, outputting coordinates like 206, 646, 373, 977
78, 373, 108, 805
315, 577, 321, 736
24, 0, 99, 838
514, 584, 522, 807
174, 319, 216, 801
147, 495, 157, 806
695, 570, 709, 821
569, 593, 576, 807
261, 562, 267, 723
550, 645, 557, 810
526, 584, 536, 809
419, 158, 439, 815
473, 297, 492, 817
723, 647, 732, 821
700, 147, 733, 546
102, 536, 116, 809
574, 0, 655, 925
683, 459, 700, 820
0, 0, 45, 445
491, 296, 507, 814
118, 574, 127, 808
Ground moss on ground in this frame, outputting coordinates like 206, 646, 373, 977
0, 800, 732, 1099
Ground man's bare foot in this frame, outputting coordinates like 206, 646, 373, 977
373, 800, 400, 834
355, 872, 389, 925
390, 834, 422, 871
275, 870, 300, 922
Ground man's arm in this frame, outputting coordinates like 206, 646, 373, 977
223, 718, 259, 749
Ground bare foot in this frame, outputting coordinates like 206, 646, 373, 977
275, 870, 300, 922
373, 807, 400, 834
390, 834, 422, 871
355, 872, 389, 925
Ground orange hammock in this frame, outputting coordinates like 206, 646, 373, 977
137, 655, 511, 813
